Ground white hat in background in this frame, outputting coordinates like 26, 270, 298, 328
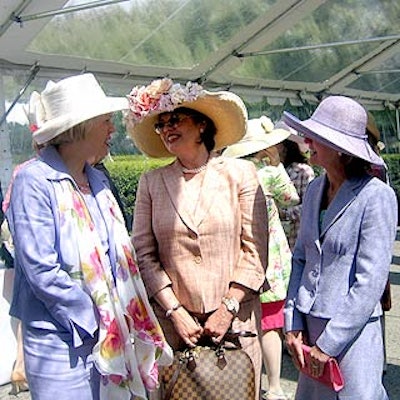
222, 115, 290, 158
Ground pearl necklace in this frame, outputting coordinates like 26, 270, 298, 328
181, 157, 209, 174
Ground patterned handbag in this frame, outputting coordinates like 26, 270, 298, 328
160, 331, 256, 400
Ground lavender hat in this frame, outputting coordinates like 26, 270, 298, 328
283, 96, 384, 166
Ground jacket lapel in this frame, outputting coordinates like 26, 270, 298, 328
160, 156, 223, 232
195, 157, 225, 227
161, 161, 199, 234
320, 175, 371, 238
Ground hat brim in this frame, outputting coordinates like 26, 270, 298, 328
129, 91, 247, 158
222, 128, 290, 159
283, 111, 384, 166
33, 97, 129, 145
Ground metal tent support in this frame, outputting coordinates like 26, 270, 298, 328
0, 64, 39, 128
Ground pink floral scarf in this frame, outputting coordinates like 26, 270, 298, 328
54, 179, 172, 400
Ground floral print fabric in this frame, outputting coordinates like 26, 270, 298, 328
54, 180, 172, 400
257, 163, 299, 303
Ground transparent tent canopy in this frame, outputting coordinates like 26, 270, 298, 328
0, 0, 399, 162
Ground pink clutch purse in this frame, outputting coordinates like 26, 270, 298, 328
301, 344, 345, 392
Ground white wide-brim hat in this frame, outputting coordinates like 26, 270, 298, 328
222, 116, 290, 159
283, 96, 384, 166
274, 120, 310, 154
31, 73, 129, 145
125, 78, 247, 158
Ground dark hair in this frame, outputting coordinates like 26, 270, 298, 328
343, 156, 370, 178
366, 127, 381, 155
281, 139, 308, 167
175, 107, 216, 152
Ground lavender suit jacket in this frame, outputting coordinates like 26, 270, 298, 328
7, 146, 116, 347
284, 173, 397, 357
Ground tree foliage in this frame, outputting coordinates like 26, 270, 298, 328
3, 0, 399, 159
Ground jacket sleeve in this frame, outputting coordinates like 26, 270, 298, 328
232, 161, 268, 292
283, 179, 315, 333
258, 163, 300, 207
132, 173, 173, 298
7, 168, 98, 346
283, 219, 307, 333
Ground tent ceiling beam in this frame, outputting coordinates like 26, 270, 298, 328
10, 0, 130, 24
236, 34, 400, 58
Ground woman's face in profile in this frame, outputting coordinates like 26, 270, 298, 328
84, 114, 116, 162
305, 137, 341, 170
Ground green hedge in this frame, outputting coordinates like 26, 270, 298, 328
105, 154, 400, 223
104, 155, 172, 218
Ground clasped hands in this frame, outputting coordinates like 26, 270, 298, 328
285, 330, 331, 378
171, 304, 234, 348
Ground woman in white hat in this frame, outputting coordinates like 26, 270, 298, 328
5, 73, 173, 400
223, 116, 299, 400
283, 96, 397, 400
126, 78, 268, 398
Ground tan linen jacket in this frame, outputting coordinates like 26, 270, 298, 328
132, 155, 268, 314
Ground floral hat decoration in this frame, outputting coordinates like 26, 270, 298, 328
125, 78, 248, 158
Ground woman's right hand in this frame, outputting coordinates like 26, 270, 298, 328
285, 330, 305, 370
170, 307, 204, 348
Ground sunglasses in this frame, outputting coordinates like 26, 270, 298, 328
154, 113, 192, 134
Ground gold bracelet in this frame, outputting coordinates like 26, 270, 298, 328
165, 303, 182, 318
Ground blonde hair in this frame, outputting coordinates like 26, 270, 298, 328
45, 117, 98, 147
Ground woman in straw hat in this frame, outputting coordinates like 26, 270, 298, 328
223, 116, 299, 400
282, 96, 397, 400
126, 78, 268, 398
5, 73, 173, 400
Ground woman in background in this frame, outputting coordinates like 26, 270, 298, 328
223, 116, 299, 400
276, 123, 314, 250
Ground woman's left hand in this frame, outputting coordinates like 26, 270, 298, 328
308, 345, 331, 378
203, 305, 234, 343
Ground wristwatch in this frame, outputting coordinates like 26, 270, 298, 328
221, 296, 240, 316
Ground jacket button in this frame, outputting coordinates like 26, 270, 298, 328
194, 255, 202, 264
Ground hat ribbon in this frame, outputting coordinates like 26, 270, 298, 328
311, 115, 368, 140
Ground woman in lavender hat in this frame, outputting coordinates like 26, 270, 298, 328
283, 96, 397, 400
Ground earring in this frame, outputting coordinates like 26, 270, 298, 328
200, 128, 204, 133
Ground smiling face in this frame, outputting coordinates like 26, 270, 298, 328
155, 111, 205, 157
305, 137, 342, 172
